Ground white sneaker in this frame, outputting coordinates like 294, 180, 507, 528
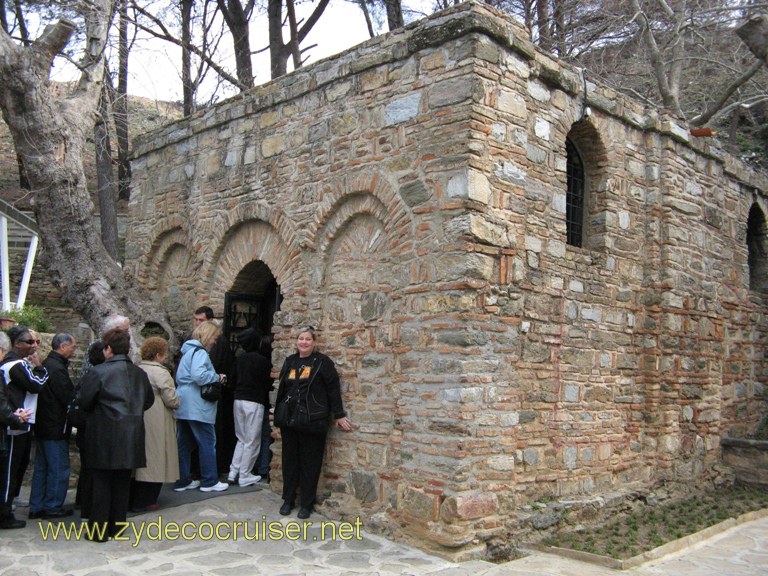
200, 481, 229, 492
238, 473, 262, 487
227, 472, 237, 483
173, 480, 200, 492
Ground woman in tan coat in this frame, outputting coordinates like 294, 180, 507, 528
131, 337, 180, 511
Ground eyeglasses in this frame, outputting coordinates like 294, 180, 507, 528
19, 339, 40, 345
300, 325, 316, 332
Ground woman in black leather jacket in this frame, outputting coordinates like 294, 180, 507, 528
274, 326, 352, 519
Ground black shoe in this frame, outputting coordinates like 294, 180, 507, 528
28, 510, 45, 520
0, 517, 26, 529
43, 508, 74, 519
279, 501, 293, 516
297, 506, 312, 520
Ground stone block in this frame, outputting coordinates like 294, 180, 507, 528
384, 91, 422, 126
350, 470, 379, 503
442, 493, 498, 521
400, 487, 439, 521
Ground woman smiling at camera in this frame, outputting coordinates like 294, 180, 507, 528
274, 325, 353, 520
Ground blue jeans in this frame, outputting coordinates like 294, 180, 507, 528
29, 439, 70, 512
176, 419, 218, 487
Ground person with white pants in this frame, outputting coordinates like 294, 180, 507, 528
228, 328, 273, 487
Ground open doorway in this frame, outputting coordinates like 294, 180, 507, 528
224, 260, 282, 354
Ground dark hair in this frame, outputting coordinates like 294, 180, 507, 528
141, 336, 168, 360
102, 328, 130, 355
195, 306, 214, 319
7, 325, 31, 345
51, 333, 74, 350
87, 341, 106, 366
237, 327, 263, 353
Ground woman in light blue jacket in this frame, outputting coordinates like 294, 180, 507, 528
173, 321, 229, 493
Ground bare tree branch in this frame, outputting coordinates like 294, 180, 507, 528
690, 60, 764, 126
130, 3, 247, 91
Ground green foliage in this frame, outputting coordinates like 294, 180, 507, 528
544, 484, 768, 560
2, 305, 51, 332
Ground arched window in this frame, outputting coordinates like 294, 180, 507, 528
747, 203, 768, 292
566, 138, 585, 247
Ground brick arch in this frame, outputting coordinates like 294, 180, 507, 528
201, 202, 305, 294
556, 107, 614, 251
306, 171, 413, 255
145, 224, 191, 287
205, 219, 302, 300
747, 202, 768, 292
144, 226, 195, 329
314, 192, 390, 260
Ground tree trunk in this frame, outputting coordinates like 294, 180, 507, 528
181, 0, 195, 115
737, 15, 768, 66
95, 84, 120, 262
0, 7, 175, 342
357, 0, 375, 39
268, 0, 331, 80
218, 0, 254, 89
383, 0, 403, 31
536, 0, 552, 52
286, 0, 302, 69
115, 0, 131, 201
268, 0, 289, 79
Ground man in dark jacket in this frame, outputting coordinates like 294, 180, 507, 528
0, 325, 48, 529
29, 333, 77, 520
79, 328, 153, 541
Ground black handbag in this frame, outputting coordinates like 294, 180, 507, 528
188, 347, 222, 402
200, 381, 222, 402
273, 397, 291, 427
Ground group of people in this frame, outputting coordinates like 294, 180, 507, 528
1, 307, 353, 537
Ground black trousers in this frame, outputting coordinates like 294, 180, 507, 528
280, 427, 327, 509
89, 468, 132, 540
74, 431, 93, 519
1, 433, 31, 520
131, 480, 162, 510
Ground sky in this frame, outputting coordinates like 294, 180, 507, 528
49, 0, 433, 103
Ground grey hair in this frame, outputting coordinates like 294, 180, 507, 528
0, 331, 10, 353
103, 314, 130, 332
51, 332, 75, 350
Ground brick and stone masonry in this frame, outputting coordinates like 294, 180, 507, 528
126, 2, 768, 557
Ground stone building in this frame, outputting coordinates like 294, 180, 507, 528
127, 2, 768, 557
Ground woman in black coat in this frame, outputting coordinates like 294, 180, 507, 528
78, 328, 153, 541
274, 326, 353, 519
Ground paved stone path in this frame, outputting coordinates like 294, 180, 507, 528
1, 487, 766, 575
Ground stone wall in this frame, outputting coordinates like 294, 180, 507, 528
127, 2, 768, 557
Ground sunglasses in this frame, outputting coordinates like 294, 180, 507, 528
300, 325, 316, 332
19, 339, 40, 345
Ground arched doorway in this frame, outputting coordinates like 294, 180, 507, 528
224, 260, 283, 353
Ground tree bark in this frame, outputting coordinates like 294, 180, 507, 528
115, 0, 130, 200
217, 0, 255, 89
95, 83, 120, 262
268, 0, 289, 78
0, 4, 174, 342
536, 0, 552, 52
384, 0, 403, 31
181, 0, 194, 115
268, 0, 331, 80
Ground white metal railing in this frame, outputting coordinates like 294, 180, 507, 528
0, 199, 39, 312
